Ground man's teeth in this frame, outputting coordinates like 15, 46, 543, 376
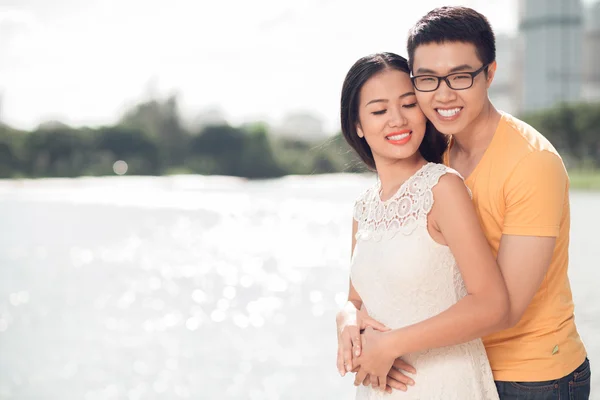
387, 133, 410, 140
437, 108, 461, 117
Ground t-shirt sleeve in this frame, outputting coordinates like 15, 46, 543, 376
502, 150, 567, 237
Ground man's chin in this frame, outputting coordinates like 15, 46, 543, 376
428, 121, 462, 136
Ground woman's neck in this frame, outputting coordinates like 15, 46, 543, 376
375, 154, 427, 201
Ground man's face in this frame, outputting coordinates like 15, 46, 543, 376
411, 41, 496, 137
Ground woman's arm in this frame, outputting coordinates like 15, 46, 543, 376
355, 173, 510, 390
337, 220, 364, 375
336, 219, 388, 376
346, 219, 362, 311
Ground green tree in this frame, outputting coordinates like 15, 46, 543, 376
239, 124, 284, 178
521, 102, 600, 168
120, 95, 189, 168
91, 127, 162, 175
0, 125, 25, 178
188, 124, 245, 176
23, 126, 92, 177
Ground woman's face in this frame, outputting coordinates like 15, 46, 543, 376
357, 68, 427, 167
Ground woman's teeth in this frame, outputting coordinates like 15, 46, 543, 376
387, 133, 410, 140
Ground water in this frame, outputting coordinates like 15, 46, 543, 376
0, 175, 597, 399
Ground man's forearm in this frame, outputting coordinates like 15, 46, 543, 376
384, 294, 509, 358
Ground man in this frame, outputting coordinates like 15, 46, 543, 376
337, 6, 590, 399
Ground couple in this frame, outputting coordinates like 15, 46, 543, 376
335, 6, 591, 400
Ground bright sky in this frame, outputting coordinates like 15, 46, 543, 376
0, 0, 596, 132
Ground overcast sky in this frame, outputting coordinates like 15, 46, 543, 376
0, 0, 596, 132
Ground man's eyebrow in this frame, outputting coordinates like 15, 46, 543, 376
414, 64, 475, 75
448, 64, 475, 73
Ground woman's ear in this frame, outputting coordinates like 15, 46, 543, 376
356, 125, 364, 138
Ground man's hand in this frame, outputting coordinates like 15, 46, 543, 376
336, 303, 388, 376
352, 327, 397, 392
352, 370, 395, 394
354, 357, 416, 393
386, 358, 416, 392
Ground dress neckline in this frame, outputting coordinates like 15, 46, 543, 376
376, 162, 432, 204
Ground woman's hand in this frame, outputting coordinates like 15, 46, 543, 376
336, 303, 388, 376
352, 327, 397, 392
336, 302, 359, 376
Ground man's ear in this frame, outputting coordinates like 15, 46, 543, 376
486, 61, 497, 88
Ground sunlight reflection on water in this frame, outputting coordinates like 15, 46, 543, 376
0, 175, 598, 399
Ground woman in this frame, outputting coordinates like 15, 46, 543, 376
335, 52, 509, 399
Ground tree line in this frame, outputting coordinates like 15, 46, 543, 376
0, 98, 598, 179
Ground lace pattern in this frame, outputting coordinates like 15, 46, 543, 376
353, 163, 461, 241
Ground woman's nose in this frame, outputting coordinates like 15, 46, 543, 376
388, 106, 407, 127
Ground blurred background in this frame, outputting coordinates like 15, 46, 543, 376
0, 0, 598, 399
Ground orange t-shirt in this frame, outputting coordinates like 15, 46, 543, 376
444, 112, 587, 381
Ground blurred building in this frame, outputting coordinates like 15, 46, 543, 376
275, 112, 327, 141
582, 1, 600, 101
192, 107, 228, 130
489, 34, 521, 115
518, 0, 584, 112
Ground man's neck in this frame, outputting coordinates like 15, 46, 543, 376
452, 102, 502, 158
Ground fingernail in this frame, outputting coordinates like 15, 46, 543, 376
346, 364, 352, 372
339, 370, 344, 377
355, 349, 360, 356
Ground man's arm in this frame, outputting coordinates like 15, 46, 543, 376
496, 150, 567, 327
373, 173, 510, 356
497, 235, 555, 327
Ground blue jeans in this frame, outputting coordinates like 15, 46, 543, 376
495, 358, 591, 400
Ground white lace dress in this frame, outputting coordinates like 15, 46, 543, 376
351, 163, 499, 400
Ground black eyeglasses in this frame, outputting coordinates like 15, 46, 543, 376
411, 64, 490, 92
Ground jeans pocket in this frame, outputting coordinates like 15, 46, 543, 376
509, 380, 558, 392
572, 358, 591, 384
569, 358, 591, 399
569, 380, 590, 400
496, 380, 558, 400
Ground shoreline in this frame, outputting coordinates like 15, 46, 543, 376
0, 170, 598, 191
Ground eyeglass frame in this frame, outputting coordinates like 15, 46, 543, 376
410, 63, 490, 92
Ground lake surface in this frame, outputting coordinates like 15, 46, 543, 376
0, 175, 597, 399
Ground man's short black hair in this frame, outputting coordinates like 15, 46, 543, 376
407, 6, 496, 72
